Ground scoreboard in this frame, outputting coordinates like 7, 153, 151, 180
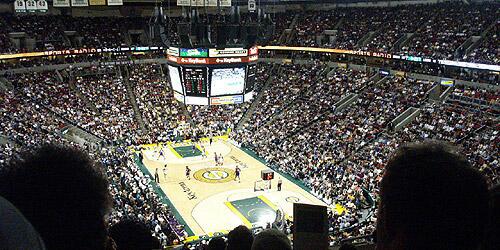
184, 68, 207, 96
167, 46, 258, 105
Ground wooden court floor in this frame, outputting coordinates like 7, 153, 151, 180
140, 139, 326, 236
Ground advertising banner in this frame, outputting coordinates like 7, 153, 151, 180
107, 0, 123, 5
210, 95, 243, 105
71, 0, 88, 6
177, 0, 231, 7
89, 0, 106, 5
53, 0, 70, 7
209, 48, 247, 57
167, 47, 180, 56
180, 48, 208, 57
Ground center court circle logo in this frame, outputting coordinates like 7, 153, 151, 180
194, 167, 235, 183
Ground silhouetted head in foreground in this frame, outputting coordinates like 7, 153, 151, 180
207, 236, 226, 250
0, 144, 111, 250
376, 141, 489, 250
109, 218, 158, 250
482, 184, 500, 250
251, 229, 291, 250
227, 225, 254, 250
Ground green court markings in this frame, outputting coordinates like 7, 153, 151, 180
227, 196, 277, 227
173, 145, 202, 158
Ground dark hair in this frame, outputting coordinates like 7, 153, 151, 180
0, 144, 111, 250
339, 243, 357, 250
109, 219, 157, 250
482, 184, 500, 250
226, 225, 254, 250
251, 229, 291, 250
208, 237, 226, 250
377, 141, 489, 250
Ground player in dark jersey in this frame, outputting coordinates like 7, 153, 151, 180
235, 165, 241, 183
185, 166, 191, 180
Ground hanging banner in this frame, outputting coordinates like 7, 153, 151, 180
53, 0, 70, 7
36, 0, 48, 12
177, 0, 190, 5
25, 0, 37, 12
248, 0, 256, 12
89, 0, 105, 5
14, 0, 26, 13
107, 0, 123, 6
71, 0, 88, 6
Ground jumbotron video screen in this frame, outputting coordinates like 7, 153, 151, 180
210, 67, 246, 96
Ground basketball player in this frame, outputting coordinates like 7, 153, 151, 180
277, 178, 282, 191
235, 165, 241, 183
154, 168, 160, 183
201, 145, 207, 159
162, 164, 168, 180
214, 152, 218, 165
185, 166, 191, 180
159, 148, 165, 160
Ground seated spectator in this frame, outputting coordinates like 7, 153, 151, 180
227, 225, 254, 250
0, 144, 112, 250
251, 229, 291, 250
109, 218, 159, 250
376, 141, 489, 250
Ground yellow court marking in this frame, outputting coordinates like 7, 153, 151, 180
195, 144, 208, 156
258, 195, 279, 211
168, 144, 183, 159
224, 201, 253, 228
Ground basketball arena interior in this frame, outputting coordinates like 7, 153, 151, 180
0, 0, 498, 249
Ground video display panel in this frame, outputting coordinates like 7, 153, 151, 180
210, 67, 246, 96
168, 65, 183, 94
245, 64, 257, 93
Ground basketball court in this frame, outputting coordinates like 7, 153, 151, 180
135, 137, 331, 238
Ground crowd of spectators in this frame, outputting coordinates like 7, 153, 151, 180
0, 90, 70, 161
127, 63, 186, 143
400, 3, 497, 60
0, 78, 187, 248
446, 84, 499, 114
464, 21, 499, 65
74, 65, 140, 142
236, 62, 324, 143
0, 14, 147, 53
234, 74, 454, 243
100, 147, 186, 246
288, 2, 499, 62
1, 59, 498, 248
0, 2, 497, 65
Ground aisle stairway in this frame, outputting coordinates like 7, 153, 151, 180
122, 65, 147, 134
67, 70, 99, 114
